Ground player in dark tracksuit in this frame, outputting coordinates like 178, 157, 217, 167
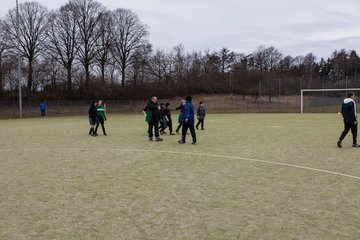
163, 103, 175, 135
196, 101, 206, 130
178, 96, 197, 144
337, 92, 358, 148
144, 96, 163, 141
88, 101, 97, 135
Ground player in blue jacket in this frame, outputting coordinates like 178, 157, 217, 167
40, 100, 47, 118
178, 96, 197, 144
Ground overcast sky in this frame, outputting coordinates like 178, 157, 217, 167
1, 0, 360, 59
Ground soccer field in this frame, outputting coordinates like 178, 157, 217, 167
0, 113, 359, 239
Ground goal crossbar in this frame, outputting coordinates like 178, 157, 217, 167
300, 88, 360, 114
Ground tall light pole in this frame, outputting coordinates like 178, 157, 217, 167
229, 71, 232, 96
16, 0, 22, 117
278, 78, 281, 99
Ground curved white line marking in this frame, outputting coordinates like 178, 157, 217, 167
1, 148, 359, 180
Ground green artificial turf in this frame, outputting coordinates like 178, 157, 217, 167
0, 114, 359, 239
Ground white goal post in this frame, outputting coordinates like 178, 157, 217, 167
300, 88, 360, 114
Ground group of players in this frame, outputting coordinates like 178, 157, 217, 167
86, 92, 357, 148
88, 100, 107, 136
87, 96, 206, 144
143, 96, 206, 144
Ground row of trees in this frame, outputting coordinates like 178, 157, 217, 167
0, 0, 360, 101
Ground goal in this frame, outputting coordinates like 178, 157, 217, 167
300, 88, 360, 114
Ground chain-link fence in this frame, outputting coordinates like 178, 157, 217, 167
0, 96, 348, 119
0, 95, 306, 119
2, 95, 351, 119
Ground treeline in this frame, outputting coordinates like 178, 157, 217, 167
0, 0, 359, 101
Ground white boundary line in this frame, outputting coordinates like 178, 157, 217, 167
1, 148, 360, 181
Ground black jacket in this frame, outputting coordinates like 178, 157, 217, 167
164, 108, 171, 119
88, 105, 97, 118
145, 101, 161, 123
341, 98, 357, 124
197, 106, 206, 119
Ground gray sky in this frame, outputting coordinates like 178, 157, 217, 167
1, 0, 360, 59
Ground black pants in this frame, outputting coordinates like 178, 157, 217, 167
89, 117, 96, 134
94, 118, 106, 135
159, 119, 164, 131
196, 119, 204, 129
159, 118, 172, 133
159, 119, 167, 132
176, 123, 182, 132
167, 118, 173, 133
339, 123, 357, 144
182, 122, 196, 143
149, 122, 160, 138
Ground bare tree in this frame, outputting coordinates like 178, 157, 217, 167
148, 49, 168, 84
47, 3, 79, 92
187, 51, 203, 90
349, 50, 359, 82
232, 54, 251, 98
128, 43, 152, 87
32, 57, 61, 92
3, 1, 49, 92
217, 47, 236, 73
70, 0, 106, 85
263, 46, 282, 71
4, 3, 360, 102
200, 49, 216, 80
253, 46, 282, 72
252, 46, 267, 72
172, 44, 186, 84
94, 11, 113, 82
199, 50, 221, 91
0, 20, 10, 93
252, 46, 283, 102
280, 55, 293, 73
216, 47, 236, 92
111, 8, 149, 87
304, 53, 316, 88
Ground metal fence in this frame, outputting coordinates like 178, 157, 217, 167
0, 96, 301, 119
0, 95, 347, 119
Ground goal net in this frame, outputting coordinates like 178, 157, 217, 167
300, 88, 360, 114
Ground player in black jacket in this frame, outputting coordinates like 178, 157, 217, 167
196, 101, 206, 130
88, 101, 97, 135
162, 102, 175, 135
337, 92, 358, 148
143, 96, 163, 141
